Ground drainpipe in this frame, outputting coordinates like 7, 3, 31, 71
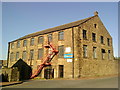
72, 27, 74, 78
78, 26, 82, 77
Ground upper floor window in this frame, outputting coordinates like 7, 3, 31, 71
48, 34, 52, 42
92, 33, 96, 42
30, 50, 34, 60
108, 50, 111, 59
11, 43, 14, 49
58, 31, 64, 40
16, 52, 19, 60
17, 41, 20, 48
58, 45, 64, 58
100, 36, 104, 44
94, 24, 97, 28
83, 45, 87, 58
10, 52, 14, 61
38, 36, 44, 44
22, 51, 27, 60
38, 48, 44, 59
83, 30, 87, 40
107, 38, 110, 46
23, 40, 27, 47
93, 47, 97, 59
30, 38, 34, 46
101, 49, 105, 60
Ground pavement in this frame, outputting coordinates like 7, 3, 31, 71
2, 76, 118, 88
0, 81, 23, 87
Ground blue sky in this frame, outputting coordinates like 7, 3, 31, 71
2, 2, 118, 60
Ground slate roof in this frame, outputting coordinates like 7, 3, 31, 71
11, 15, 97, 42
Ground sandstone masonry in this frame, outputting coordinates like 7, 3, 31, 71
7, 11, 118, 79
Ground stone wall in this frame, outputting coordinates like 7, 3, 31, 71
7, 14, 117, 79
2, 67, 19, 82
80, 60, 118, 77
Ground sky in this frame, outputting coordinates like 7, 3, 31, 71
1, 2, 118, 60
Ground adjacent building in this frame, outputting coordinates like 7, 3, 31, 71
7, 11, 117, 79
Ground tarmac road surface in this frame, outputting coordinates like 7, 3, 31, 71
3, 77, 118, 88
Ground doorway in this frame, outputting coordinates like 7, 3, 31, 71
59, 65, 64, 78
44, 66, 54, 79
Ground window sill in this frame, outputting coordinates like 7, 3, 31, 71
93, 58, 97, 60
38, 43, 43, 44
93, 41, 97, 43
83, 57, 88, 59
83, 38, 88, 40
58, 57, 64, 58
58, 40, 64, 41
101, 43, 105, 45
28, 59, 34, 60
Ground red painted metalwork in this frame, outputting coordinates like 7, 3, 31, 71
30, 42, 58, 79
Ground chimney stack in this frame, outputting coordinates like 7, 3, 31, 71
94, 11, 98, 16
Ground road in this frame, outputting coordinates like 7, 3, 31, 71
3, 77, 118, 88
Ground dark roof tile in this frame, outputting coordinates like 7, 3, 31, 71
11, 15, 97, 42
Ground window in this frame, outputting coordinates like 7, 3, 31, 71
94, 24, 97, 28
58, 31, 64, 40
83, 30, 87, 39
17, 41, 20, 48
48, 34, 52, 42
101, 49, 105, 59
93, 47, 97, 58
38, 36, 44, 44
16, 52, 19, 60
10, 52, 14, 61
107, 38, 110, 46
83, 45, 87, 58
30, 50, 34, 60
100, 36, 104, 44
108, 50, 110, 59
30, 38, 34, 46
38, 48, 44, 59
11, 43, 14, 49
58, 45, 64, 58
22, 51, 27, 60
23, 40, 27, 47
92, 33, 96, 42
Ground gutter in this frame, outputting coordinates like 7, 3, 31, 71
72, 27, 74, 78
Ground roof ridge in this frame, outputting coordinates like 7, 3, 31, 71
11, 15, 97, 42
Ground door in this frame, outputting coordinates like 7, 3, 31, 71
44, 68, 54, 79
59, 65, 64, 78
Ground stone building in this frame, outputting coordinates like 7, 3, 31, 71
0, 60, 7, 68
7, 11, 118, 79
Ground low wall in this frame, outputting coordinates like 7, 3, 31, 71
2, 67, 19, 82
80, 60, 118, 77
